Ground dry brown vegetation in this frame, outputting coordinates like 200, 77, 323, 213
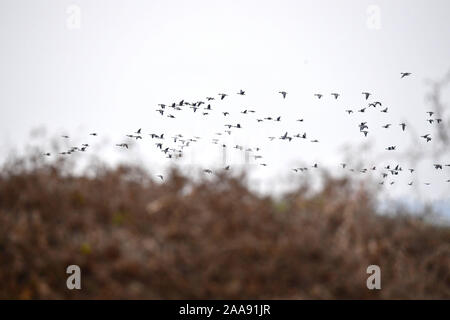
0, 154, 449, 299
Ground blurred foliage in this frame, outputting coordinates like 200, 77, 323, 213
0, 154, 448, 299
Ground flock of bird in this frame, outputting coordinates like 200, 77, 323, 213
44, 72, 450, 185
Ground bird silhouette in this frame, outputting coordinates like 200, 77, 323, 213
279, 91, 287, 99
359, 122, 368, 131
280, 132, 292, 141
400, 72, 411, 78
373, 101, 382, 107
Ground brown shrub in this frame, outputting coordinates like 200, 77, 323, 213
0, 157, 448, 299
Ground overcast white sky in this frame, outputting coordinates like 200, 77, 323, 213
1, 0, 449, 212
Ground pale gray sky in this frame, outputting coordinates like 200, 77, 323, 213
1, 0, 449, 210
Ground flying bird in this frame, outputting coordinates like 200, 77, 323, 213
280, 132, 291, 141
359, 122, 368, 131
400, 72, 411, 78
331, 93, 340, 99
279, 91, 287, 99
